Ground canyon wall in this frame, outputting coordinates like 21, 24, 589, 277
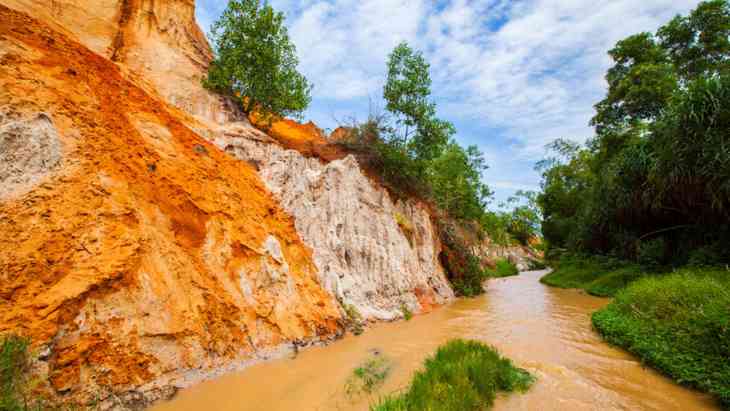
0, 1, 457, 408
0, 3, 340, 407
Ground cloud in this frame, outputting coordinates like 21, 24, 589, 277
196, 0, 698, 203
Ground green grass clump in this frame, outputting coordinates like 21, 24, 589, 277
371, 339, 534, 411
400, 304, 413, 321
527, 259, 547, 270
485, 259, 519, 278
1, 334, 33, 411
592, 270, 730, 408
540, 254, 642, 297
346, 355, 393, 397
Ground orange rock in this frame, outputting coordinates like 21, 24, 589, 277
0, 4, 340, 405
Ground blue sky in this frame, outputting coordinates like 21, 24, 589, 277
196, 0, 698, 207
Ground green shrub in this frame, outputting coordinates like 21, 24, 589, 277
636, 237, 667, 270
346, 355, 392, 397
486, 259, 519, 278
343, 304, 364, 336
439, 224, 489, 297
540, 254, 642, 297
593, 271, 730, 407
371, 339, 534, 411
527, 259, 547, 270
400, 304, 413, 321
1, 335, 31, 411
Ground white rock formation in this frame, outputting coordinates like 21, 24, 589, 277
214, 125, 455, 320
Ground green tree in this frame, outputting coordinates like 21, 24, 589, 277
383, 42, 454, 162
204, 0, 312, 118
428, 144, 492, 220
538, 0, 730, 264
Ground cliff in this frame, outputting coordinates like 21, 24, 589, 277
0, 2, 339, 406
0, 1, 531, 408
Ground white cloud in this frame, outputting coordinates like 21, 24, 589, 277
196, 0, 698, 201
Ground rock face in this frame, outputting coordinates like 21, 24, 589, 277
0, 0, 458, 408
215, 129, 454, 320
3, 0, 236, 124
0, 113, 62, 199
0, 5, 339, 406
0, 0, 529, 408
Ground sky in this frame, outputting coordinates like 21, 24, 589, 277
196, 0, 698, 207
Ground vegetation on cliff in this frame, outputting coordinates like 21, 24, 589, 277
338, 42, 541, 295
204, 0, 312, 118
372, 339, 534, 411
1, 335, 39, 411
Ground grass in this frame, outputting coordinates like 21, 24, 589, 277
400, 304, 413, 321
485, 259, 519, 278
371, 339, 534, 411
540, 254, 643, 297
346, 355, 393, 397
592, 269, 730, 408
1, 334, 39, 411
343, 304, 365, 335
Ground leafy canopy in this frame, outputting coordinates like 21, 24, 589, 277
384, 42, 454, 162
538, 0, 730, 265
204, 0, 312, 118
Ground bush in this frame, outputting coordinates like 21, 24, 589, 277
371, 339, 534, 411
346, 355, 392, 397
439, 224, 489, 297
400, 304, 413, 321
204, 0, 311, 118
1, 335, 31, 411
636, 237, 666, 270
593, 271, 730, 407
486, 259, 519, 278
540, 254, 642, 297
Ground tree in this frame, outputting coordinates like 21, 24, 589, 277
383, 42, 454, 162
204, 0, 312, 119
538, 0, 730, 264
428, 144, 492, 220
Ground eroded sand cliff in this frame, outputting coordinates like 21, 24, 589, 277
0, 1, 534, 408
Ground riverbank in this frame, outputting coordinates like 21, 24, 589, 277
540, 256, 729, 408
592, 271, 730, 408
153, 270, 717, 411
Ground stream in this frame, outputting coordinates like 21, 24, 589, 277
152, 270, 718, 410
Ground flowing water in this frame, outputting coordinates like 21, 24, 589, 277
153, 270, 719, 411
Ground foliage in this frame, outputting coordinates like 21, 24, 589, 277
485, 259, 519, 278
343, 304, 364, 336
540, 254, 643, 297
384, 42, 454, 163
438, 224, 489, 297
527, 259, 547, 271
346, 355, 392, 397
0, 335, 48, 411
593, 270, 730, 407
400, 304, 413, 321
204, 0, 311, 119
537, 0, 730, 264
503, 191, 541, 246
428, 143, 492, 220
371, 339, 534, 411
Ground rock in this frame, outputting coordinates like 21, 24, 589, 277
214, 131, 455, 321
0, 112, 62, 200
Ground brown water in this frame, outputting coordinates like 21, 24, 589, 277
153, 270, 719, 411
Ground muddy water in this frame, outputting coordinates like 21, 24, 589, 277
153, 270, 719, 411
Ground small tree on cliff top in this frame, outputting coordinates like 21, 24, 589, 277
204, 0, 312, 119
